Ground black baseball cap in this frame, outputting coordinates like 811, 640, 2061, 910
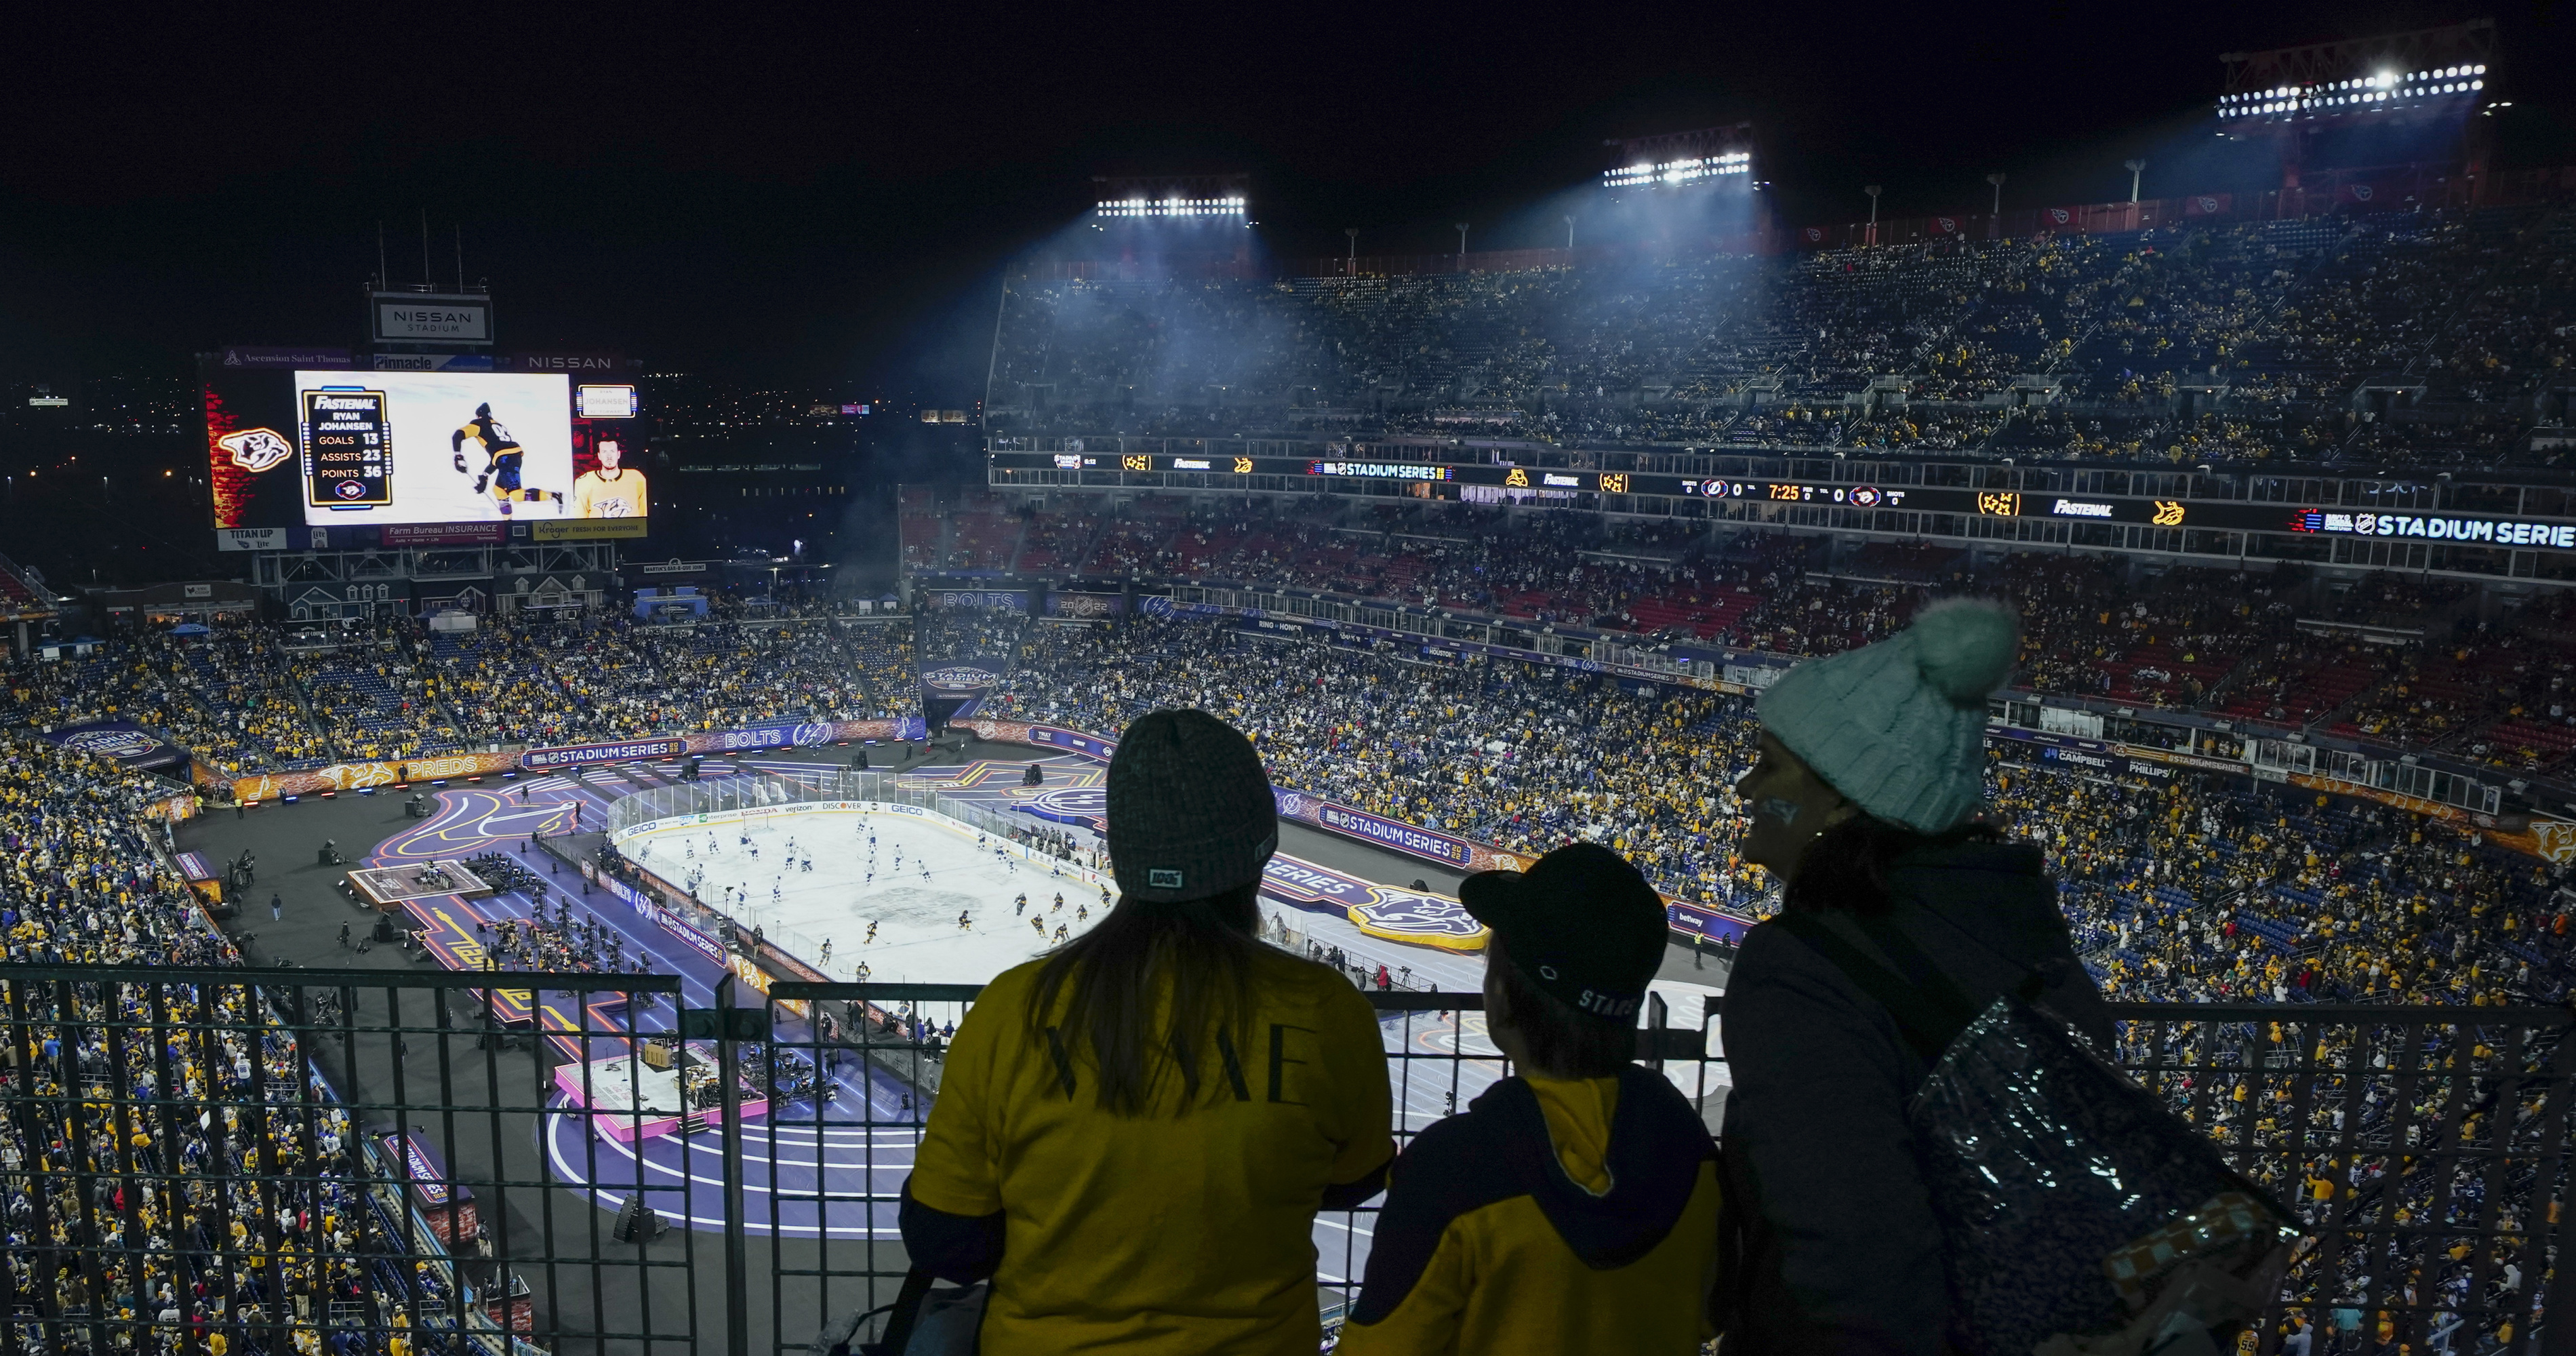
1460, 842, 1668, 1024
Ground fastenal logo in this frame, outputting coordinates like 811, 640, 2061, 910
218, 428, 294, 473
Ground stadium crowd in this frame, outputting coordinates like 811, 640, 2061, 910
0, 732, 484, 1355
988, 208, 2576, 467
984, 612, 2573, 1009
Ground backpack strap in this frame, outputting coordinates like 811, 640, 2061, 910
1767, 910, 1984, 1066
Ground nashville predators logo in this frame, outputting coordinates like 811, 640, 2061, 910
218, 428, 294, 473
1504, 467, 1529, 487
2152, 500, 2187, 527
1232, 456, 1254, 474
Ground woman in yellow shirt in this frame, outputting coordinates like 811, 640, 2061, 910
902, 710, 1393, 1354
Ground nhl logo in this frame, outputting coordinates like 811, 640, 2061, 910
218, 428, 294, 473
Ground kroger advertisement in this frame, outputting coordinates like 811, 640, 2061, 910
203, 362, 647, 542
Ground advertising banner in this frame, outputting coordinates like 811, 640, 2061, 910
919, 662, 1007, 725
521, 738, 689, 771
231, 761, 400, 803
2183, 193, 2233, 217
381, 523, 508, 546
222, 346, 353, 369
1667, 901, 1751, 947
40, 719, 190, 772
401, 752, 519, 781
1046, 592, 1126, 619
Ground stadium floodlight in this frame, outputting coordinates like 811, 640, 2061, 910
2124, 159, 2147, 202
1091, 173, 1251, 219
1601, 124, 1757, 191
2217, 20, 2495, 127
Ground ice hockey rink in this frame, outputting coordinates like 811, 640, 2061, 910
616, 805, 1114, 984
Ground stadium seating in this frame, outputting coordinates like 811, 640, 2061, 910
986, 209, 2575, 466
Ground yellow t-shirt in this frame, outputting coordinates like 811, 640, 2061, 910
570, 467, 646, 517
909, 950, 1394, 1355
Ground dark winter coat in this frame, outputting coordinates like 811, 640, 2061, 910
1717, 838, 2114, 1356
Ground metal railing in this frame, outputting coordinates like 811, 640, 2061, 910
2, 965, 2567, 1356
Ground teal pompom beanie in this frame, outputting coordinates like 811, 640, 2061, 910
1753, 597, 2019, 833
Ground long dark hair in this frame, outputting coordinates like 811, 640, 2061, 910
1026, 881, 1266, 1117
1786, 813, 1998, 916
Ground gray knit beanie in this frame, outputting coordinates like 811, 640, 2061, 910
1106, 709, 1279, 903
1754, 597, 2019, 833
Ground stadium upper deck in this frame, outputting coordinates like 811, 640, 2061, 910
986, 209, 2576, 468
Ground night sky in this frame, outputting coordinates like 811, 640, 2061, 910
1, 2, 2567, 393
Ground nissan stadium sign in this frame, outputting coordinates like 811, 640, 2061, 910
371, 292, 494, 346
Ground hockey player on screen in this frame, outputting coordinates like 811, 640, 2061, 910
570, 439, 647, 518
451, 403, 564, 516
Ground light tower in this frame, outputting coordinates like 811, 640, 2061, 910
1864, 185, 1882, 245
2215, 20, 2498, 212
2123, 159, 2148, 203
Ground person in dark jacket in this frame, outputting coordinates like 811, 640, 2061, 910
1338, 842, 1720, 1355
1718, 598, 2115, 1356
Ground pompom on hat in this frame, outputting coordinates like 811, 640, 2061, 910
1753, 597, 2019, 833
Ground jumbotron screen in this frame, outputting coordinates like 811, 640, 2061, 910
203, 364, 646, 543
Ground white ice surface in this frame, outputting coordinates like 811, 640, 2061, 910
621, 809, 1112, 985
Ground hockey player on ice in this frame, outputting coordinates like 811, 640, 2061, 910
957, 909, 973, 932
864, 921, 878, 945
1014, 892, 1028, 916
451, 403, 564, 516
